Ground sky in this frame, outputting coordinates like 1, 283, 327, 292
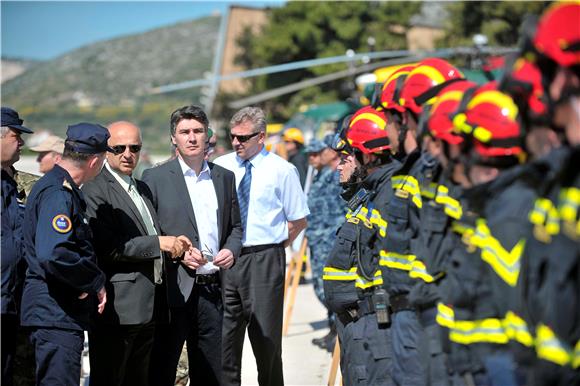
2, 1, 284, 60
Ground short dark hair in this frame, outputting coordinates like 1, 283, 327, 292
63, 147, 98, 164
170, 105, 209, 136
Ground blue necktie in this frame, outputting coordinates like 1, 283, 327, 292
238, 160, 252, 231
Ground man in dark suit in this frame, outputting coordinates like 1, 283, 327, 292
143, 105, 242, 386
82, 121, 192, 386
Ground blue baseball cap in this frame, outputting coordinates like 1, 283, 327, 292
1, 107, 33, 134
323, 133, 335, 148
304, 139, 327, 154
65, 122, 112, 154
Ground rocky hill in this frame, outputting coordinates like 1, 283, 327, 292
2, 16, 219, 108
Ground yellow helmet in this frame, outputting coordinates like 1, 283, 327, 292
282, 128, 305, 145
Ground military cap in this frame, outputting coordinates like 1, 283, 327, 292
304, 139, 327, 154
30, 135, 65, 154
1, 107, 34, 133
65, 122, 112, 154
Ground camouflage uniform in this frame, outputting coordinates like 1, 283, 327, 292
306, 167, 346, 308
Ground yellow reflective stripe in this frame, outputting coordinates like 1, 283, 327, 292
350, 112, 387, 130
529, 198, 560, 235
450, 318, 509, 345
379, 250, 416, 271
409, 260, 435, 283
536, 324, 574, 367
355, 270, 384, 289
370, 209, 388, 237
574, 340, 580, 369
472, 220, 524, 287
436, 303, 455, 329
468, 90, 519, 121
322, 266, 358, 281
392, 175, 423, 208
559, 187, 580, 220
504, 311, 534, 347
421, 182, 438, 200
435, 185, 463, 220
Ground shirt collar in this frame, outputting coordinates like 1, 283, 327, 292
235, 146, 268, 169
178, 156, 211, 178
106, 162, 133, 192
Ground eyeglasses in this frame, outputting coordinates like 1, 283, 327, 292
230, 131, 261, 143
109, 144, 142, 155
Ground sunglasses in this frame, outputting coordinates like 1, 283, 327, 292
230, 131, 261, 143
110, 144, 142, 155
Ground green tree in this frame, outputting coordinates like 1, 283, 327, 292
439, 1, 551, 47
236, 1, 421, 120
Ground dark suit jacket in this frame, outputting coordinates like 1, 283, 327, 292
142, 158, 242, 308
82, 167, 167, 325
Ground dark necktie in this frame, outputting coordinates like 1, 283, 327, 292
238, 160, 252, 231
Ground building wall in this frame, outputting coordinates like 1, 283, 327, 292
407, 26, 445, 51
220, 6, 269, 94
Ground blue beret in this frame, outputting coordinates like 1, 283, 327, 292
65, 122, 112, 154
1, 107, 33, 134
304, 139, 327, 153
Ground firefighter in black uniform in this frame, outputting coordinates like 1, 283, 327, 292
514, 3, 580, 384
323, 106, 399, 386
378, 58, 465, 386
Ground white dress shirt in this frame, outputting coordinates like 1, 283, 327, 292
214, 147, 310, 246
105, 162, 162, 283
178, 157, 219, 275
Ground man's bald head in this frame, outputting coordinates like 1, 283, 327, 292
107, 121, 143, 176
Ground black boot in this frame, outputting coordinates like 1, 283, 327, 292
311, 319, 336, 350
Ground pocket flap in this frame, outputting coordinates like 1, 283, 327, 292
110, 272, 137, 282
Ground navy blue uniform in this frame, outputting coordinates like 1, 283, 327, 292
20, 165, 105, 386
1, 168, 26, 386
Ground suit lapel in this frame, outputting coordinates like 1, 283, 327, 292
137, 181, 162, 234
169, 158, 199, 235
210, 163, 225, 243
103, 168, 148, 235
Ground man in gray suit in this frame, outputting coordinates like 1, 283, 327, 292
83, 121, 192, 386
143, 105, 242, 386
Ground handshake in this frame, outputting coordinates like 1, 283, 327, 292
158, 235, 234, 269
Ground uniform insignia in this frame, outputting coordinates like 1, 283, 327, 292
395, 189, 409, 199
347, 217, 360, 224
62, 180, 72, 190
52, 214, 72, 233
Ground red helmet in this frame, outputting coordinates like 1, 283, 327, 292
399, 58, 464, 115
380, 65, 416, 112
343, 106, 390, 154
453, 82, 524, 158
500, 56, 549, 123
426, 80, 478, 145
534, 2, 580, 68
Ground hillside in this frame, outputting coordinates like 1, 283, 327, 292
3, 16, 219, 108
1, 16, 220, 152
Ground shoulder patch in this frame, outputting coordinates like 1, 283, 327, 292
62, 180, 72, 190
52, 214, 72, 233
347, 217, 360, 224
395, 189, 410, 199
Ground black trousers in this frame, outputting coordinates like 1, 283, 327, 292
88, 320, 155, 386
150, 282, 223, 386
29, 327, 84, 386
222, 245, 286, 386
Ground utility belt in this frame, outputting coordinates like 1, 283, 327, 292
337, 296, 376, 326
240, 242, 285, 255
